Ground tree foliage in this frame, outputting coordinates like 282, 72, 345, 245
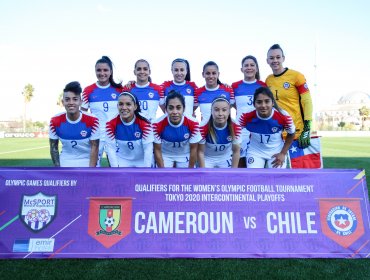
22, 83, 35, 103
359, 106, 370, 130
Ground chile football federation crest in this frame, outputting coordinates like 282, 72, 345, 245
319, 199, 365, 248
20, 192, 57, 232
88, 197, 133, 248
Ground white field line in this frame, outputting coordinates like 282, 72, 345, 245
0, 145, 49, 156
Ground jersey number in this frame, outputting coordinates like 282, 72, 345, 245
172, 142, 181, 148
274, 90, 279, 101
116, 142, 134, 152
215, 145, 226, 152
246, 96, 253, 106
138, 100, 148, 110
103, 102, 109, 112
259, 135, 271, 144
127, 142, 134, 150
71, 140, 77, 148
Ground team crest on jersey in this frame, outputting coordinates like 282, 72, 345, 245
111, 93, 117, 99
227, 136, 232, 142
247, 157, 254, 164
88, 198, 133, 248
186, 88, 192, 94
20, 192, 57, 232
135, 132, 141, 138
184, 133, 189, 139
80, 130, 87, 137
319, 199, 365, 248
271, 127, 278, 133
283, 82, 290, 89
148, 92, 154, 98
220, 94, 227, 98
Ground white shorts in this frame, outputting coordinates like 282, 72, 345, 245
97, 140, 117, 167
240, 128, 250, 158
163, 155, 189, 168
204, 157, 232, 168
61, 158, 89, 167
117, 158, 146, 168
246, 154, 288, 169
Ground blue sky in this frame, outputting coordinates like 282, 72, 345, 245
1, 0, 369, 121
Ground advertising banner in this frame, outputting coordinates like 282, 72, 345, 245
0, 168, 369, 258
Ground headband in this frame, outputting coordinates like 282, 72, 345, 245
119, 91, 137, 103
211, 96, 230, 105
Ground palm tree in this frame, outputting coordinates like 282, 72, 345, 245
56, 91, 63, 107
22, 83, 34, 132
359, 106, 370, 130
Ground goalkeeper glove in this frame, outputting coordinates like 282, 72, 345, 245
298, 120, 311, 148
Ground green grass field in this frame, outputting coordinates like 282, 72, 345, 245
0, 137, 369, 280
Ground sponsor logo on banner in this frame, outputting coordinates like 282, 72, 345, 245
88, 198, 133, 248
20, 192, 57, 232
319, 199, 365, 248
13, 238, 54, 253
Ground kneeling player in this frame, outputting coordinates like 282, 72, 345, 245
49, 81, 100, 167
239, 87, 295, 168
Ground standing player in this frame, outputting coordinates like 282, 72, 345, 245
81, 56, 123, 166
265, 44, 313, 148
161, 58, 198, 117
122, 59, 164, 122
198, 97, 242, 168
195, 61, 234, 122
106, 92, 154, 167
232, 55, 266, 167
239, 87, 295, 168
49, 81, 100, 167
153, 91, 201, 168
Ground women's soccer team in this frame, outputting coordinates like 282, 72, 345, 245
49, 44, 313, 169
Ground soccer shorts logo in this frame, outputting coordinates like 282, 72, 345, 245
283, 82, 290, 89
247, 157, 254, 164
20, 192, 57, 232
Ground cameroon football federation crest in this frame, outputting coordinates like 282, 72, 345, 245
88, 197, 133, 248
97, 205, 122, 236
20, 192, 57, 232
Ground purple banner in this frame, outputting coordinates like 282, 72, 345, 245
0, 168, 369, 258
